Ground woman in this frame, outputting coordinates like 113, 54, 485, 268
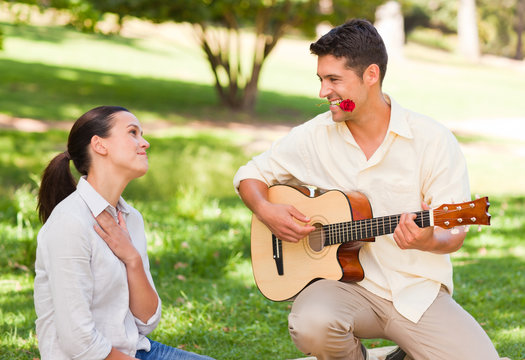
34, 106, 214, 360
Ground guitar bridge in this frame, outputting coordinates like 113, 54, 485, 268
272, 234, 284, 276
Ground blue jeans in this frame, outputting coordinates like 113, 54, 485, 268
135, 339, 215, 360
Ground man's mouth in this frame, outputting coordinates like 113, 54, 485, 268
329, 99, 342, 106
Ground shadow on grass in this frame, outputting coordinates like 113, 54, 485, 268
1, 21, 154, 52
0, 57, 318, 125
453, 256, 525, 358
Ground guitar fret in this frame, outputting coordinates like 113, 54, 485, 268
322, 210, 436, 245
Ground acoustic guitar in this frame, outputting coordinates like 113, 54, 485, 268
250, 184, 491, 302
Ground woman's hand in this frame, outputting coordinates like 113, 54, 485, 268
94, 211, 141, 266
94, 210, 158, 322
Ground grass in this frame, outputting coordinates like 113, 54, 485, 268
0, 8, 525, 360
1, 129, 524, 359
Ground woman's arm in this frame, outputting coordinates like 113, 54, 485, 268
94, 211, 159, 323
105, 347, 138, 360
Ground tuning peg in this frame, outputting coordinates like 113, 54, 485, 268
464, 225, 470, 233
451, 228, 460, 235
475, 194, 480, 200
477, 225, 482, 232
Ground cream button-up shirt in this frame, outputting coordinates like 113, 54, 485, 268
233, 96, 470, 323
34, 177, 161, 359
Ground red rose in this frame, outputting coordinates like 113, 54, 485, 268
339, 99, 355, 112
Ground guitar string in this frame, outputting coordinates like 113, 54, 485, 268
314, 212, 431, 245
309, 207, 481, 246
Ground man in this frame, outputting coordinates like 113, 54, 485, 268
233, 19, 500, 360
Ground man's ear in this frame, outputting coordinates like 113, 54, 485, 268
90, 135, 107, 155
363, 64, 381, 86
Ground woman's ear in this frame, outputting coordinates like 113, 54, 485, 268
363, 64, 381, 86
90, 135, 108, 156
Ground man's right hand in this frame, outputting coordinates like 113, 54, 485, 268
256, 201, 316, 243
238, 179, 316, 243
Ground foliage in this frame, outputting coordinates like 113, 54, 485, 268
401, 0, 457, 34
88, 0, 383, 112
401, 0, 525, 59
477, 0, 525, 59
13, 0, 383, 112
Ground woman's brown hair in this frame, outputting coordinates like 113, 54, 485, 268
37, 106, 129, 223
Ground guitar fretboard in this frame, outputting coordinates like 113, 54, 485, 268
323, 210, 431, 245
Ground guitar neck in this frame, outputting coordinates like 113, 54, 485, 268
323, 210, 432, 246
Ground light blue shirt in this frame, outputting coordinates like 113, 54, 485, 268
34, 177, 161, 359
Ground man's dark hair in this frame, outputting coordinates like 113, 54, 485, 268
310, 19, 388, 85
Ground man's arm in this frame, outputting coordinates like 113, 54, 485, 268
393, 202, 466, 254
238, 179, 316, 243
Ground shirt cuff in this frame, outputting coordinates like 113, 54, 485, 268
134, 297, 162, 334
233, 163, 268, 194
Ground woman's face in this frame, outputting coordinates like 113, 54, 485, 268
103, 111, 150, 180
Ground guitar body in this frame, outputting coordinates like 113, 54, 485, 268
250, 185, 490, 302
250, 185, 374, 301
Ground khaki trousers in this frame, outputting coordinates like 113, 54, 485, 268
288, 280, 500, 360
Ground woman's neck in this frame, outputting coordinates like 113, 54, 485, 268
86, 171, 129, 208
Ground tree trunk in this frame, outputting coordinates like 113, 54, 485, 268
193, 1, 292, 113
516, 0, 525, 60
457, 0, 480, 60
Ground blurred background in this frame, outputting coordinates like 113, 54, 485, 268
0, 0, 524, 359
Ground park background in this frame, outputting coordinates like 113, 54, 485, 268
0, 0, 524, 359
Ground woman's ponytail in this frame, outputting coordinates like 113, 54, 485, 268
36, 105, 129, 224
37, 151, 76, 223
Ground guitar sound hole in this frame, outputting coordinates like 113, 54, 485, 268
308, 223, 325, 252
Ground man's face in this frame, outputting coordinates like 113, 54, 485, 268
316, 55, 365, 123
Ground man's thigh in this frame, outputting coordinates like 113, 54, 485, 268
385, 288, 499, 360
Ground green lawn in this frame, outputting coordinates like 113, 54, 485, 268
0, 9, 524, 360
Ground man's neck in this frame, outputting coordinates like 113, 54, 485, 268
345, 94, 391, 160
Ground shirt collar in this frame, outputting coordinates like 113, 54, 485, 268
77, 176, 131, 218
384, 94, 413, 139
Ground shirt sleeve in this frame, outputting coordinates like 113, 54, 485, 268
421, 126, 471, 207
128, 209, 162, 335
39, 212, 113, 359
233, 124, 311, 193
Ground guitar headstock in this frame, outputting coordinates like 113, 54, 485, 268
433, 197, 491, 229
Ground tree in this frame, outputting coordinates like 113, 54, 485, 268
515, 0, 525, 59
457, 0, 480, 60
52, 0, 383, 113
477, 0, 524, 58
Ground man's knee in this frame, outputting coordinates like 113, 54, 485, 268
288, 309, 330, 355
288, 303, 352, 357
